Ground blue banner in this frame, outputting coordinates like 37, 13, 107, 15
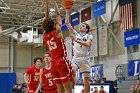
70, 12, 80, 27
128, 60, 140, 76
0, 73, 16, 93
61, 19, 68, 31
76, 64, 103, 80
93, 0, 106, 18
91, 64, 103, 80
124, 29, 140, 47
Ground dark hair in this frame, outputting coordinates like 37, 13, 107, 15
43, 52, 51, 58
42, 18, 55, 33
100, 86, 104, 88
137, 78, 140, 80
34, 57, 43, 64
83, 22, 90, 33
137, 73, 140, 80
45, 52, 51, 56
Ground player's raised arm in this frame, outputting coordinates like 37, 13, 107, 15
45, 0, 50, 19
53, 1, 62, 27
52, 0, 63, 38
65, 9, 75, 35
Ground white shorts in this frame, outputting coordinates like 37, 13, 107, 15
71, 56, 90, 77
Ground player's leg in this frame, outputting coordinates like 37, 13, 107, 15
80, 62, 91, 93
26, 85, 37, 93
62, 80, 73, 93
57, 58, 73, 93
71, 56, 80, 86
56, 83, 65, 93
72, 65, 78, 85
52, 77, 65, 93
83, 73, 90, 93
70, 65, 78, 93
51, 59, 65, 93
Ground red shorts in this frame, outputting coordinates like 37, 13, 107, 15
43, 89, 57, 93
27, 84, 38, 93
51, 57, 72, 84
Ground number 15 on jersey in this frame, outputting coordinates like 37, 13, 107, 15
47, 37, 57, 51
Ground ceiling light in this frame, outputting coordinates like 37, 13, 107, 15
27, 26, 32, 27
70, 12, 77, 15
60, 7, 63, 9
97, 0, 102, 2
50, 8, 55, 12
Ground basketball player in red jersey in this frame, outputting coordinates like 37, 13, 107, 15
24, 57, 42, 93
42, 0, 73, 93
35, 52, 57, 93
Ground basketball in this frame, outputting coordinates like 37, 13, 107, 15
62, 0, 74, 9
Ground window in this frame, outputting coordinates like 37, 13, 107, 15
127, 45, 139, 54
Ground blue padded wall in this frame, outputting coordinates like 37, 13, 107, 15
0, 73, 16, 93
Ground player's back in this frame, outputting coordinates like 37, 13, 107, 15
44, 30, 67, 59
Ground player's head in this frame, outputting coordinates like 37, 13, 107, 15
100, 86, 104, 90
94, 87, 98, 90
34, 57, 42, 67
42, 18, 56, 33
137, 78, 140, 84
43, 52, 51, 63
79, 22, 90, 33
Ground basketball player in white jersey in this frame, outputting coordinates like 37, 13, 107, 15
65, 9, 93, 93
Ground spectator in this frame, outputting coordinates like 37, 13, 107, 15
113, 80, 118, 93
21, 83, 26, 93
12, 84, 18, 93
98, 86, 107, 93
12, 84, 22, 93
100, 79, 105, 83
92, 87, 98, 93
93, 80, 97, 84
80, 88, 84, 93
130, 78, 140, 93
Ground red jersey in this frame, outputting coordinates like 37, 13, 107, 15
81, 89, 84, 93
25, 66, 40, 85
93, 90, 98, 93
44, 30, 67, 59
99, 90, 105, 93
42, 67, 57, 91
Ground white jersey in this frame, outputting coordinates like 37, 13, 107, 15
73, 31, 93, 57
